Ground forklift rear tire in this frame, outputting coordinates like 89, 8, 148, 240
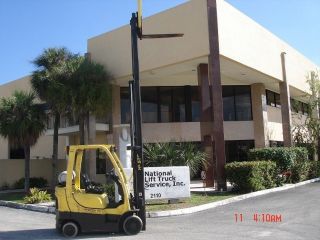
123, 215, 143, 235
62, 222, 79, 238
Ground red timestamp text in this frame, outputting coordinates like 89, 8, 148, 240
234, 213, 282, 223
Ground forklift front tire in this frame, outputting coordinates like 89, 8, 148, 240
123, 215, 143, 235
62, 222, 79, 238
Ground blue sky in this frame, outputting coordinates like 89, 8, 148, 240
0, 0, 319, 84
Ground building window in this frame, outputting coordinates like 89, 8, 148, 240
10, 147, 25, 159
291, 98, 309, 115
222, 86, 252, 121
159, 87, 173, 122
121, 85, 252, 123
141, 87, 158, 123
96, 149, 114, 174
191, 87, 200, 121
96, 149, 106, 174
172, 87, 186, 122
9, 139, 25, 159
120, 86, 200, 124
269, 141, 284, 147
266, 90, 281, 108
120, 88, 131, 124
302, 103, 309, 115
225, 140, 255, 162
223, 87, 236, 121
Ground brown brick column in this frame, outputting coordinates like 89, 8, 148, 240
198, 64, 215, 187
197, 0, 227, 190
280, 52, 293, 147
251, 83, 269, 148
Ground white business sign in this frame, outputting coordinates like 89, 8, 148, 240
124, 166, 190, 200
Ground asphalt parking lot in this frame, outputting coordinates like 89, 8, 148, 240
0, 181, 319, 240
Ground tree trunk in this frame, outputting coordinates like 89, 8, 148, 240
317, 136, 320, 161
79, 114, 85, 145
51, 112, 60, 190
87, 112, 96, 181
24, 145, 31, 192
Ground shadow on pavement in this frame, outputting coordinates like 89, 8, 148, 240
0, 229, 126, 240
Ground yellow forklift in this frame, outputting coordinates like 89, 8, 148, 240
55, 0, 182, 237
55, 145, 142, 237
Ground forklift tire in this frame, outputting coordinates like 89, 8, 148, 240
123, 215, 143, 235
62, 222, 79, 238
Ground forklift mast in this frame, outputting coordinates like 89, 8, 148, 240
129, 2, 183, 230
129, 12, 146, 230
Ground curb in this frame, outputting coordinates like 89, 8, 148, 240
0, 200, 55, 214
1, 177, 319, 217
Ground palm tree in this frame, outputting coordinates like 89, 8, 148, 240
31, 47, 74, 189
68, 56, 113, 179
0, 91, 46, 192
69, 56, 113, 145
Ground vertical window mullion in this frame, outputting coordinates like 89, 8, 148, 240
157, 87, 161, 123
171, 87, 174, 122
185, 86, 192, 122
249, 86, 253, 120
233, 86, 237, 121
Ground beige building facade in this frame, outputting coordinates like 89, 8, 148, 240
0, 0, 319, 187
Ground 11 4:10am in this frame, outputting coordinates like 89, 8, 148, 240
234, 213, 282, 223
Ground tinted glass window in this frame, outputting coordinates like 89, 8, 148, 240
191, 87, 200, 122
172, 87, 186, 122
225, 140, 255, 162
9, 138, 25, 159
235, 86, 252, 121
160, 87, 172, 122
120, 88, 130, 124
266, 90, 275, 107
275, 93, 281, 108
223, 86, 236, 121
9, 147, 25, 159
120, 86, 202, 123
141, 87, 158, 123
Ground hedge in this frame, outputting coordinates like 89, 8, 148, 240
309, 161, 320, 179
13, 177, 48, 189
225, 161, 279, 193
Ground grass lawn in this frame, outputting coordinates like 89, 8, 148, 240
0, 190, 54, 204
146, 192, 239, 212
0, 191, 240, 212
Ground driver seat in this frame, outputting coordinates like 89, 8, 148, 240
72, 174, 108, 209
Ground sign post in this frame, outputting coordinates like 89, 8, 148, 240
201, 170, 207, 195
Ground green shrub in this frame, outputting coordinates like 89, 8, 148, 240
13, 177, 48, 189
248, 148, 294, 172
308, 161, 320, 179
225, 161, 279, 193
248, 147, 310, 183
24, 188, 52, 204
102, 183, 115, 202
144, 142, 207, 178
